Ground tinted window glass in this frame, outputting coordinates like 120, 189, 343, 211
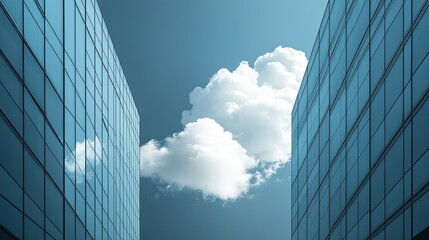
413, 99, 429, 160
0, 117, 23, 186
0, 7, 23, 77
24, 150, 44, 210
24, 217, 44, 240
24, 46, 45, 109
24, 5, 44, 65
0, 0, 22, 31
413, 190, 429, 236
46, 177, 64, 231
385, 136, 403, 191
46, 81, 64, 141
0, 195, 23, 238
412, 9, 429, 72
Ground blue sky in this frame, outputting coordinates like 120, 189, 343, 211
98, 0, 327, 239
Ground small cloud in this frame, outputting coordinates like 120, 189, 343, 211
140, 46, 307, 200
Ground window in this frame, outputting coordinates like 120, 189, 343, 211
371, 200, 384, 231
24, 47, 45, 109
65, 74, 76, 114
46, 41, 64, 98
76, 218, 85, 240
385, 136, 403, 191
413, 151, 429, 193
0, 56, 23, 135
371, 160, 384, 209
65, 202, 76, 240
370, 41, 384, 92
24, 150, 44, 210
371, 83, 385, 135
0, 195, 23, 238
24, 90, 44, 136
46, 177, 64, 231
45, 0, 63, 42
346, 0, 369, 67
413, 98, 429, 161
46, 147, 63, 190
386, 179, 403, 216
0, 164, 23, 209
24, 217, 44, 240
65, 109, 76, 152
371, 124, 384, 165
0, 0, 22, 31
24, 194, 44, 228
24, 4, 44, 65
46, 81, 64, 141
412, 54, 429, 106
65, 175, 75, 209
65, 0, 75, 61
385, 95, 403, 142
76, 10, 85, 76
0, 117, 23, 186
385, 6, 403, 62
330, 0, 345, 39
358, 181, 370, 219
0, 7, 23, 77
330, 91, 346, 158
412, 9, 429, 73
413, 190, 429, 237
386, 55, 403, 111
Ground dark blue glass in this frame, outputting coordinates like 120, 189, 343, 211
0, 7, 23, 77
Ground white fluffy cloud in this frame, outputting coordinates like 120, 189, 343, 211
140, 118, 257, 200
140, 46, 307, 200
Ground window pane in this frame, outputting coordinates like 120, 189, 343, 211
0, 195, 23, 239
413, 98, 429, 161
413, 151, 429, 193
24, 112, 44, 162
371, 160, 384, 209
24, 150, 44, 210
412, 54, 429, 106
385, 55, 403, 111
46, 41, 64, 98
0, 163, 23, 209
0, 6, 23, 77
412, 9, 429, 73
76, 10, 85, 76
385, 136, 403, 191
24, 194, 44, 228
24, 47, 45, 109
24, 90, 44, 136
24, 4, 44, 66
46, 81, 64, 141
65, 202, 76, 240
24, 217, 44, 240
0, 116, 23, 186
45, 0, 63, 42
46, 177, 64, 231
0, 0, 22, 31
0, 55, 23, 134
371, 83, 384, 136
413, 190, 429, 237
46, 147, 63, 190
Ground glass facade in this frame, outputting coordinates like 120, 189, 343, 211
292, 0, 429, 239
0, 0, 140, 239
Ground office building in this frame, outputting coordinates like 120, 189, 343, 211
292, 0, 429, 239
0, 0, 140, 239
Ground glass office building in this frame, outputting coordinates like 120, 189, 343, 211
292, 0, 429, 239
0, 0, 140, 239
